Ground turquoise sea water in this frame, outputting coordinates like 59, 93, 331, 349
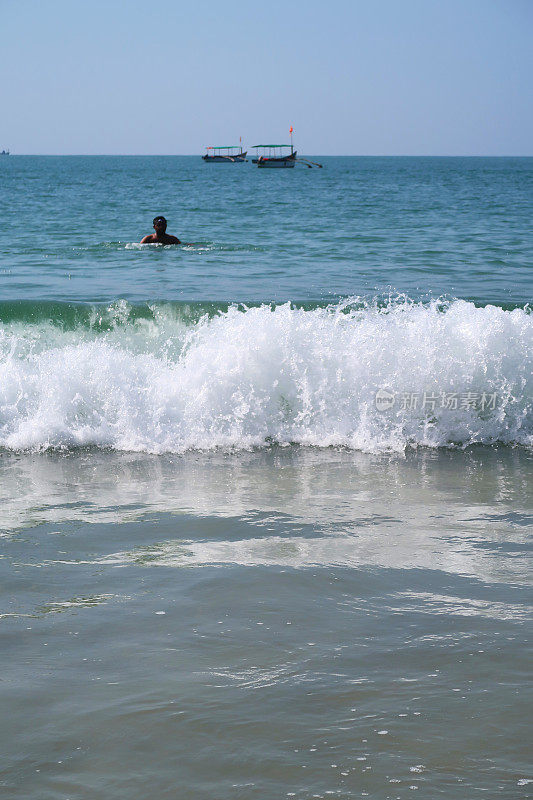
0, 157, 532, 798
1, 156, 531, 305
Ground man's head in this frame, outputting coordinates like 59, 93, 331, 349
153, 216, 167, 233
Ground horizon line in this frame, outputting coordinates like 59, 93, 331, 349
4, 153, 533, 158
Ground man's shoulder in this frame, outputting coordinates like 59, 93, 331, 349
140, 233, 156, 243
165, 234, 181, 244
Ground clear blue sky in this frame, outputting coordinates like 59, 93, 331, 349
1, 0, 531, 155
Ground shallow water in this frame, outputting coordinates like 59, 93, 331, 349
1, 448, 532, 799
0, 157, 531, 799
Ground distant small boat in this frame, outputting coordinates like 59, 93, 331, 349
252, 144, 297, 168
252, 128, 322, 169
0, 149, 9, 156
202, 145, 247, 163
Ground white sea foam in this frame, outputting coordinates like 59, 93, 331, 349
0, 299, 531, 453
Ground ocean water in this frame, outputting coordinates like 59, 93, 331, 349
0, 156, 531, 798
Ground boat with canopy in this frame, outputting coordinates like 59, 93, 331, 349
252, 144, 296, 168
252, 128, 322, 168
202, 143, 247, 163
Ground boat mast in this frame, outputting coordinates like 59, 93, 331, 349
289, 125, 294, 155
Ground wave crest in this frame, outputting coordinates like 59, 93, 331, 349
0, 299, 531, 453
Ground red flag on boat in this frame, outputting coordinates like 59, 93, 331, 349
289, 126, 293, 133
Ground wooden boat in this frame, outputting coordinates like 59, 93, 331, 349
202, 145, 247, 163
252, 129, 322, 169
252, 144, 297, 168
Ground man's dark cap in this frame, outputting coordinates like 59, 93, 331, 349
153, 215, 167, 225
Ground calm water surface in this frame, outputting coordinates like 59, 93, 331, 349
1, 156, 531, 304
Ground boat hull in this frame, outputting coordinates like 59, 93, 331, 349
256, 151, 297, 168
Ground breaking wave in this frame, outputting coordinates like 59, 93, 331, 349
0, 298, 531, 453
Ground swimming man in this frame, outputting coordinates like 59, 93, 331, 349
141, 216, 181, 244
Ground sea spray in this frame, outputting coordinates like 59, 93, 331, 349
0, 298, 531, 453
